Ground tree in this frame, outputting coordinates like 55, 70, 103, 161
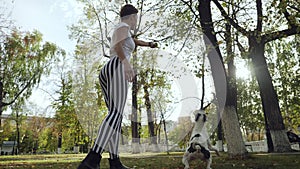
26, 108, 49, 154
212, 0, 300, 152
139, 62, 171, 151
187, 0, 248, 158
72, 43, 105, 150
52, 70, 84, 153
0, 29, 64, 128
140, 69, 158, 149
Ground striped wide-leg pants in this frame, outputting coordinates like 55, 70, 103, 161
92, 56, 128, 157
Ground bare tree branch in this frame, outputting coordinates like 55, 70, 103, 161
88, 0, 110, 58
263, 26, 300, 43
212, 0, 249, 36
103, 7, 111, 43
288, 4, 300, 13
180, 0, 199, 21
256, 0, 263, 32
134, 0, 145, 36
2, 69, 40, 107
173, 17, 197, 59
235, 33, 247, 58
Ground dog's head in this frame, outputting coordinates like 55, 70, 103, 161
193, 110, 207, 123
193, 103, 211, 123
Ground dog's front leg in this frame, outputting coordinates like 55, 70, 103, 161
207, 141, 220, 156
182, 152, 190, 169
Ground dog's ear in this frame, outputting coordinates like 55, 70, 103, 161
195, 113, 201, 122
203, 114, 207, 122
193, 110, 199, 121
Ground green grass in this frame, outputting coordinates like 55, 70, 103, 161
0, 152, 300, 169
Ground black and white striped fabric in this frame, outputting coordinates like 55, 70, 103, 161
92, 56, 128, 158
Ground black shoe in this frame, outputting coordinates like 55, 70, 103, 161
77, 150, 101, 169
109, 158, 131, 169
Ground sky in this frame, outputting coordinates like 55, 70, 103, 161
9, 0, 82, 52
4, 0, 83, 116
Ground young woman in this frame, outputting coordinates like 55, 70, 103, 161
78, 4, 157, 169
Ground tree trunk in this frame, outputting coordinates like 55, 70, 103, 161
264, 107, 274, 152
162, 118, 169, 154
223, 22, 248, 158
157, 123, 161, 144
198, 0, 247, 158
217, 114, 223, 151
16, 112, 20, 155
142, 81, 159, 152
249, 35, 291, 152
58, 132, 62, 154
131, 51, 140, 153
214, 93, 224, 151
198, 0, 227, 111
0, 81, 3, 128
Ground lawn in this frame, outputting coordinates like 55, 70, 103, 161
0, 152, 300, 169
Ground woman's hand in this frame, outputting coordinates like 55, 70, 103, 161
149, 42, 158, 48
122, 59, 135, 82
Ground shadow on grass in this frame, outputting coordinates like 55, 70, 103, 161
0, 152, 300, 169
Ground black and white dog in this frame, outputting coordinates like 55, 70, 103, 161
182, 106, 219, 169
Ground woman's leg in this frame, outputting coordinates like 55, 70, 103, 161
93, 56, 128, 157
108, 119, 122, 159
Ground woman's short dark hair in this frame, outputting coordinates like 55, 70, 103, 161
120, 4, 138, 17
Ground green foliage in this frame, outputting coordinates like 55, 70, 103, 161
0, 29, 64, 112
38, 127, 57, 152
19, 129, 35, 153
67, 0, 299, 150
0, 117, 16, 142
52, 72, 85, 152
